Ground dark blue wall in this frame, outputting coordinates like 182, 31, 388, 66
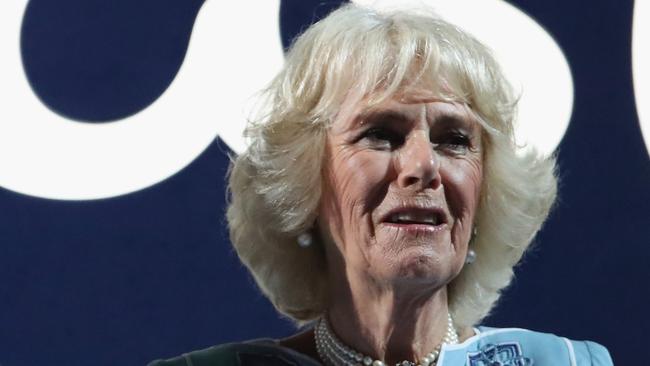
1, 1, 647, 365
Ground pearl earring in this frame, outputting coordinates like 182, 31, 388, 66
465, 226, 478, 264
465, 248, 477, 264
297, 232, 313, 248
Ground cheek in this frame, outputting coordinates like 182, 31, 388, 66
442, 157, 483, 223
320, 148, 393, 247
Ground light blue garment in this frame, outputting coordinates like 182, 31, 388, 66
148, 326, 613, 366
437, 327, 613, 365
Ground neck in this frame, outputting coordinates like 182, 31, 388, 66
327, 270, 452, 365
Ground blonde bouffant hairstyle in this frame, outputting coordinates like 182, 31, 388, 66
227, 4, 557, 329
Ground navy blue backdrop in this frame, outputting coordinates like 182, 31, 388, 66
1, 1, 648, 365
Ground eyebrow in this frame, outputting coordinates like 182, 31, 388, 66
434, 113, 474, 130
356, 108, 473, 129
355, 109, 412, 127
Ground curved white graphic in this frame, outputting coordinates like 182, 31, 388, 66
0, 0, 283, 200
633, 0, 650, 156
353, 0, 574, 156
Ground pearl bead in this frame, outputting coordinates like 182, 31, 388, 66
372, 361, 384, 366
297, 232, 313, 248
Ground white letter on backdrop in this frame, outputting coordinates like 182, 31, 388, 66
633, 0, 650, 156
0, 0, 283, 200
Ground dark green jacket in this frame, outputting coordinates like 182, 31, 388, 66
147, 339, 320, 366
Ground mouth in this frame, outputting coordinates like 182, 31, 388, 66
381, 207, 448, 231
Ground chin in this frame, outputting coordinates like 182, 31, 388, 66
389, 248, 458, 286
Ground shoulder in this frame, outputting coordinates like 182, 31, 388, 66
147, 339, 321, 366
146, 343, 239, 366
438, 326, 612, 366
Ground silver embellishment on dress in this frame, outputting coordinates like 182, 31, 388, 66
466, 342, 534, 366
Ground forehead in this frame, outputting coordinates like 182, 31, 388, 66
330, 89, 475, 133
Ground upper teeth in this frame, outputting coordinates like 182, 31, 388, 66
389, 212, 440, 225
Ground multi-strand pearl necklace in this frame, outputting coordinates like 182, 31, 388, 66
315, 313, 459, 366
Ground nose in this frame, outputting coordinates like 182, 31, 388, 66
396, 132, 441, 190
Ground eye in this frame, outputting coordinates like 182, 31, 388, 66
359, 127, 405, 150
437, 131, 472, 152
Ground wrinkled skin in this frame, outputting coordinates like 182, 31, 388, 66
317, 91, 483, 363
319, 92, 483, 289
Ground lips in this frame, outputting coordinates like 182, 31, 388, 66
382, 207, 447, 227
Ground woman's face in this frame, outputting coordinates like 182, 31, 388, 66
318, 92, 483, 288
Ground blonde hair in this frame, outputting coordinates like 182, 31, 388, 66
227, 4, 557, 329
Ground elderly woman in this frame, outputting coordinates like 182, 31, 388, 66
150, 4, 612, 366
